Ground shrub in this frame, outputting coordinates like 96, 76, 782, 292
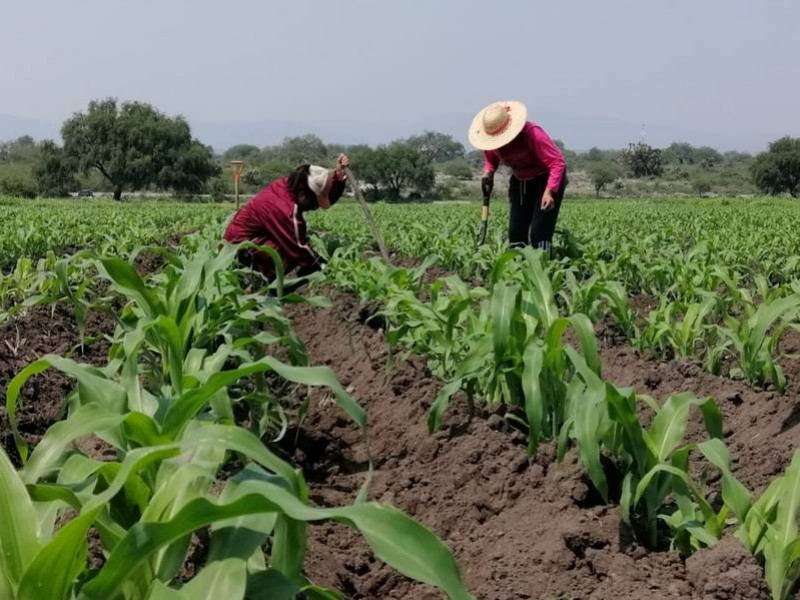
0, 174, 37, 199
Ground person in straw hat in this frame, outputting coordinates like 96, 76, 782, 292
469, 101, 567, 254
224, 154, 350, 280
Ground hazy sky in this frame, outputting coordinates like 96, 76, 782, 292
1, 0, 798, 149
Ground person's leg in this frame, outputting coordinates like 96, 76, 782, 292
508, 175, 536, 247
530, 171, 568, 254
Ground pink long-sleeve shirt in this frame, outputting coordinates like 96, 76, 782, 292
483, 121, 566, 191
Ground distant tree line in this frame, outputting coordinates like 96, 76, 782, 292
1, 99, 219, 200
1, 97, 799, 200
220, 130, 467, 201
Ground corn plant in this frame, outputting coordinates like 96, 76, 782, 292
0, 416, 473, 600
379, 276, 487, 377
566, 349, 723, 548
428, 249, 599, 456
715, 294, 800, 391
2, 245, 474, 598
736, 450, 800, 600
557, 272, 638, 339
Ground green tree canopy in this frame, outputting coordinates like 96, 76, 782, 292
588, 161, 621, 198
441, 159, 474, 180
263, 134, 330, 166
663, 142, 723, 168
752, 136, 800, 197
405, 131, 465, 163
222, 144, 262, 163
621, 143, 663, 178
61, 98, 219, 200
585, 147, 605, 162
0, 135, 40, 164
33, 141, 78, 197
351, 142, 434, 200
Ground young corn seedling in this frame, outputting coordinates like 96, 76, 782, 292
736, 449, 800, 600
379, 275, 486, 377
716, 293, 800, 391
566, 348, 723, 549
428, 249, 600, 456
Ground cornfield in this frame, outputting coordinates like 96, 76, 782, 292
3, 195, 800, 599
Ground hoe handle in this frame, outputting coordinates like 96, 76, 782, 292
345, 167, 391, 264
478, 176, 493, 246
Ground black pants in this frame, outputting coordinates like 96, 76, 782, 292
508, 171, 567, 250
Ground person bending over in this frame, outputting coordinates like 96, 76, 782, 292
224, 154, 350, 279
469, 101, 567, 254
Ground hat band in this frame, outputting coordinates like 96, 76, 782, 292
485, 107, 512, 136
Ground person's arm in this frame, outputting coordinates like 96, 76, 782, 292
529, 125, 565, 192
328, 171, 347, 207
324, 154, 350, 208
286, 206, 324, 272
483, 150, 500, 176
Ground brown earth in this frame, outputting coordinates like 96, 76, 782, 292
2, 280, 797, 598
0, 305, 115, 464
284, 289, 800, 600
0, 243, 172, 463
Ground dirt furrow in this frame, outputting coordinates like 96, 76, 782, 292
287, 291, 775, 600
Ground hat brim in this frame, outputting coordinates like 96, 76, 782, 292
468, 101, 528, 151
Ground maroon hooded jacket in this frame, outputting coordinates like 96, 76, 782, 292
223, 175, 345, 279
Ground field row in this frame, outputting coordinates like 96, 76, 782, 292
0, 210, 473, 599
3, 198, 800, 598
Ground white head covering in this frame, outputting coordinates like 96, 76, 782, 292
307, 165, 333, 209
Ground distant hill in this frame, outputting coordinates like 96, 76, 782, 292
0, 110, 787, 154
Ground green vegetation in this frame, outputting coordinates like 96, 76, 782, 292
0, 199, 472, 599
306, 196, 800, 597
4, 108, 799, 201
752, 137, 800, 197
61, 99, 220, 200
3, 192, 800, 596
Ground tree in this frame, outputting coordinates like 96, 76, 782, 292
352, 142, 434, 200
222, 144, 262, 163
33, 141, 78, 197
0, 135, 39, 164
585, 147, 605, 162
692, 176, 713, 197
621, 143, 663, 178
553, 139, 577, 170
156, 139, 220, 196
724, 150, 752, 165
751, 137, 800, 197
589, 161, 620, 198
405, 131, 465, 163
0, 174, 36, 198
694, 146, 723, 168
465, 150, 485, 169
61, 98, 219, 200
268, 134, 329, 166
663, 143, 723, 168
442, 159, 473, 180
663, 142, 696, 165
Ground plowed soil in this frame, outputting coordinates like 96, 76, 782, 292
0, 305, 115, 463
2, 285, 799, 599
285, 290, 800, 600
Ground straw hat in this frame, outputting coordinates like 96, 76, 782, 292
468, 101, 528, 151
307, 165, 333, 209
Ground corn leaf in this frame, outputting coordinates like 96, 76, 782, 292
0, 447, 40, 592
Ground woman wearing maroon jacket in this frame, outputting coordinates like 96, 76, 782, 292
469, 101, 567, 253
224, 154, 350, 279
